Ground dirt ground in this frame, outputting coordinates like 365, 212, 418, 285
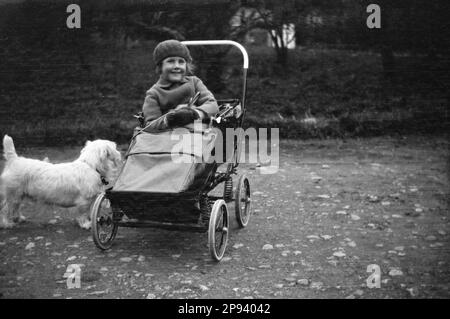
0, 135, 449, 299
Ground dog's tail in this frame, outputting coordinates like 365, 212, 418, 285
3, 135, 17, 161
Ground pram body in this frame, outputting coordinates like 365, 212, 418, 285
91, 41, 252, 261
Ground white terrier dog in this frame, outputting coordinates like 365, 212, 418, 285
0, 135, 122, 229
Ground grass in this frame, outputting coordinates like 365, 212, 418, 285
0, 43, 448, 147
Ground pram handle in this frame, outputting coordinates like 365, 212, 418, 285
182, 40, 249, 69
182, 40, 249, 170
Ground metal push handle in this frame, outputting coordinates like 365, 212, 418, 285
181, 40, 249, 69
182, 40, 249, 170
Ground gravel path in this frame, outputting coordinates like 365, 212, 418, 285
0, 136, 449, 299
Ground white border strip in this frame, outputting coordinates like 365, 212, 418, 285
181, 40, 249, 69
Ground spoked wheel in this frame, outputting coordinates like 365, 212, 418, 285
208, 200, 229, 261
91, 192, 118, 250
235, 174, 251, 228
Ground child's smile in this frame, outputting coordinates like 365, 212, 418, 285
161, 57, 187, 83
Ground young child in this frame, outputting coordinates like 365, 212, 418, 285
142, 39, 219, 130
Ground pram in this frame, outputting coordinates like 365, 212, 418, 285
91, 40, 252, 261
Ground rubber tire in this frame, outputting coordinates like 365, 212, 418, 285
208, 200, 229, 261
235, 174, 251, 228
91, 193, 118, 250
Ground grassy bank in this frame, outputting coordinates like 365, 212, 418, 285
0, 44, 448, 146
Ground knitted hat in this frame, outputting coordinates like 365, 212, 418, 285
153, 39, 192, 65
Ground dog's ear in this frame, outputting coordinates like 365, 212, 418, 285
106, 142, 122, 164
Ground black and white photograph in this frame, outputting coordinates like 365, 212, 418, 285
0, 0, 449, 302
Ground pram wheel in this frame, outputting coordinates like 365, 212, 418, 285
208, 200, 229, 261
235, 174, 251, 228
91, 193, 118, 250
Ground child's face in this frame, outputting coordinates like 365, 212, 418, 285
160, 56, 187, 83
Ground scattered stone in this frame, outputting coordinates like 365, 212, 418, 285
146, 293, 156, 299
438, 230, 446, 236
354, 289, 364, 296
275, 244, 285, 248
310, 282, 323, 289
258, 265, 271, 269
336, 210, 347, 215
381, 201, 391, 206
407, 287, 419, 297
293, 251, 302, 255
66, 256, 77, 261
262, 244, 273, 250
222, 257, 232, 262
233, 243, 244, 249
284, 277, 296, 282
281, 250, 290, 257
199, 284, 209, 291
425, 235, 437, 242
274, 284, 284, 289
389, 268, 403, 276
297, 279, 309, 286
86, 290, 108, 296
392, 214, 402, 218
345, 295, 356, 299
321, 235, 332, 240
25, 242, 35, 250
172, 254, 181, 259
347, 241, 356, 248
333, 251, 346, 258
351, 214, 361, 221
120, 257, 132, 262
394, 246, 404, 251
48, 219, 58, 225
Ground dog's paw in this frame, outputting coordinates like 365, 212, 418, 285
76, 216, 92, 230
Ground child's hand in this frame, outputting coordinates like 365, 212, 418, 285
166, 107, 200, 128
